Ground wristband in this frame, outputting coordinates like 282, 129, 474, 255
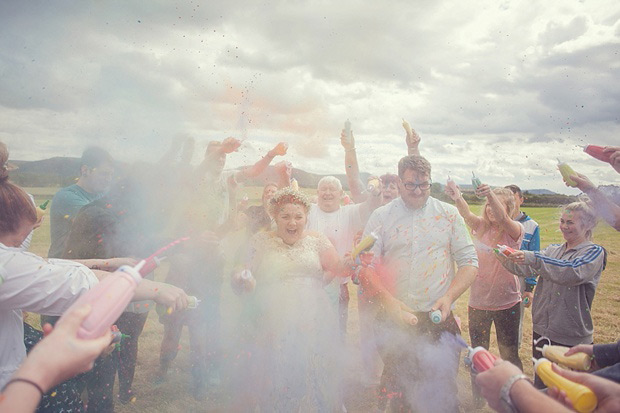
2, 378, 45, 397
524, 276, 537, 292
500, 373, 530, 413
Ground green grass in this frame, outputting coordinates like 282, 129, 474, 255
23, 188, 620, 412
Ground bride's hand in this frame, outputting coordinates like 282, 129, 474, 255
231, 269, 256, 295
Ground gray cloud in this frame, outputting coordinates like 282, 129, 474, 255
0, 0, 618, 195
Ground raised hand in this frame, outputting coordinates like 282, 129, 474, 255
268, 142, 288, 157
603, 146, 620, 173
340, 129, 355, 151
475, 183, 492, 198
221, 137, 242, 154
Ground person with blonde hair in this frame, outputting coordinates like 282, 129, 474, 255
446, 183, 525, 405
498, 201, 606, 388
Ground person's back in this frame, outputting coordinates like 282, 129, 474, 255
48, 184, 102, 258
47, 146, 114, 258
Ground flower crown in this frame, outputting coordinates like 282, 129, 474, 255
269, 187, 311, 214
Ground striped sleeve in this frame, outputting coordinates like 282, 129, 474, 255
525, 245, 605, 287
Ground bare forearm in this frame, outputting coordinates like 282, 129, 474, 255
408, 144, 420, 156
444, 265, 477, 303
88, 272, 164, 302
455, 196, 481, 229
511, 380, 571, 413
74, 259, 112, 271
237, 153, 275, 182
277, 173, 291, 189
487, 190, 521, 238
0, 380, 42, 412
584, 187, 620, 231
359, 192, 382, 221
344, 148, 366, 203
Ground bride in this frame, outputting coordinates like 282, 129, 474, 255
233, 188, 350, 412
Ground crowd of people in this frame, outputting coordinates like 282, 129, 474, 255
0, 125, 618, 413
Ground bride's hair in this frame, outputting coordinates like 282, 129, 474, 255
269, 187, 311, 216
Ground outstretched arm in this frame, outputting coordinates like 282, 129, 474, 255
0, 305, 112, 413
476, 360, 572, 413
572, 173, 620, 231
340, 129, 367, 203
446, 184, 484, 230
603, 146, 620, 174
477, 184, 523, 240
235, 142, 288, 183
358, 264, 417, 326
273, 160, 293, 189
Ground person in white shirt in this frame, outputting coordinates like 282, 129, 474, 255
306, 176, 381, 337
359, 155, 478, 412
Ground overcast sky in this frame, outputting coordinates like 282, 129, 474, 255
1, 0, 618, 193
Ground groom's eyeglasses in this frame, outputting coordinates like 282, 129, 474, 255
402, 180, 432, 191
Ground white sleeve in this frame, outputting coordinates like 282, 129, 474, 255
0, 250, 98, 315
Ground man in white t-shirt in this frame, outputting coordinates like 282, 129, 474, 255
306, 176, 381, 337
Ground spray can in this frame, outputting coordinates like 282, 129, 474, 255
557, 159, 578, 187
446, 176, 459, 196
351, 231, 379, 285
352, 231, 379, 261
111, 331, 131, 344
273, 142, 288, 156
534, 358, 597, 413
583, 145, 612, 164
139, 256, 164, 277
239, 269, 256, 291
464, 346, 498, 374
536, 345, 591, 371
343, 119, 353, 146
290, 178, 299, 191
429, 309, 442, 324
36, 200, 50, 221
494, 244, 516, 258
156, 295, 200, 317
58, 264, 143, 340
402, 118, 412, 136
367, 178, 380, 193
471, 172, 483, 198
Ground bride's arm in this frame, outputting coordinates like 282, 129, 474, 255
319, 243, 352, 284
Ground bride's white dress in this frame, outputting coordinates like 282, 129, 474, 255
249, 231, 341, 412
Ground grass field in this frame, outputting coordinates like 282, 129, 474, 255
24, 187, 619, 412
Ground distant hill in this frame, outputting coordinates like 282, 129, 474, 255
9, 157, 371, 190
9, 158, 613, 208
526, 189, 556, 195
11, 157, 81, 187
